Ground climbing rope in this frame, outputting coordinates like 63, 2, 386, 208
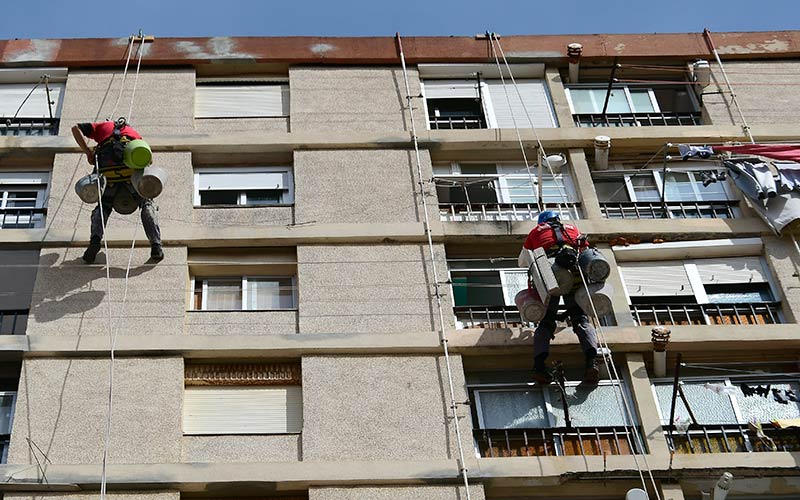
489, 32, 663, 500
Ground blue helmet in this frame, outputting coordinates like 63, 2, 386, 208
537, 210, 560, 224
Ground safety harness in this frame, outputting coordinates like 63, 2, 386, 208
95, 120, 135, 184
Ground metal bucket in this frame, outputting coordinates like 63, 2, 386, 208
550, 262, 575, 296
578, 247, 611, 283
575, 282, 614, 316
131, 166, 167, 199
515, 288, 549, 323
75, 173, 106, 204
112, 187, 138, 215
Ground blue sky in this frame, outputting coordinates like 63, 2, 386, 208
2, 0, 797, 39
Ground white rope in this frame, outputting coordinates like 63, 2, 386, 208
704, 30, 755, 144
489, 32, 663, 500
108, 37, 136, 120
127, 35, 147, 122
396, 33, 472, 499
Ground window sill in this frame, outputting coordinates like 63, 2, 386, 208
193, 204, 294, 209
183, 432, 302, 436
194, 116, 290, 120
188, 309, 298, 313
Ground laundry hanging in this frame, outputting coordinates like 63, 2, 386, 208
721, 160, 800, 234
678, 144, 714, 160
775, 162, 800, 193
716, 144, 800, 163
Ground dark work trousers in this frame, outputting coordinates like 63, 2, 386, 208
533, 293, 598, 360
90, 182, 161, 246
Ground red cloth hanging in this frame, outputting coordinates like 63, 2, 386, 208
716, 144, 800, 163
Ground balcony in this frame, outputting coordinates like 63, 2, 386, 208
665, 424, 800, 454
0, 118, 59, 136
600, 201, 738, 220
573, 112, 702, 128
440, 201, 580, 222
455, 305, 524, 329
475, 426, 642, 457
0, 207, 47, 229
0, 310, 28, 335
631, 302, 783, 326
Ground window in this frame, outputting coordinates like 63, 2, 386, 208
619, 256, 782, 325
195, 83, 289, 118
0, 172, 49, 229
422, 79, 556, 130
0, 68, 66, 136
471, 381, 640, 457
652, 376, 800, 453
447, 258, 530, 329
0, 391, 16, 463
565, 84, 700, 127
183, 363, 302, 435
595, 169, 738, 219
194, 167, 294, 206
193, 276, 296, 311
434, 162, 579, 221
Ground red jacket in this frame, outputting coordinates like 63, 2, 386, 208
78, 121, 142, 143
523, 222, 589, 254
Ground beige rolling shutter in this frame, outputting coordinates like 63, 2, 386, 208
695, 257, 767, 284
195, 84, 289, 118
619, 261, 694, 297
183, 386, 302, 434
0, 83, 63, 118
422, 80, 480, 99
486, 79, 556, 128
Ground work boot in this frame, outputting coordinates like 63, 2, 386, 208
150, 243, 164, 261
532, 354, 553, 385
83, 239, 102, 264
584, 355, 600, 384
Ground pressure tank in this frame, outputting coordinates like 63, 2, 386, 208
515, 288, 549, 323
578, 247, 611, 283
75, 173, 106, 204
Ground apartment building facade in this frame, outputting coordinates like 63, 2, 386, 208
0, 31, 799, 500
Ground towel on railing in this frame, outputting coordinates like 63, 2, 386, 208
771, 418, 800, 429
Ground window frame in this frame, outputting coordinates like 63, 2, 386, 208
447, 258, 526, 309
597, 169, 735, 204
0, 391, 17, 464
192, 275, 297, 311
193, 166, 294, 207
564, 84, 700, 115
0, 171, 50, 229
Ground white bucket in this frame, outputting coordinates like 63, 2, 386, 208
131, 166, 167, 199
514, 288, 549, 323
575, 282, 614, 316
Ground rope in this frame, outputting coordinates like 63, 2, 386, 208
108, 37, 136, 120
11, 76, 44, 120
396, 33, 472, 499
127, 35, 147, 122
704, 29, 755, 144
489, 32, 663, 500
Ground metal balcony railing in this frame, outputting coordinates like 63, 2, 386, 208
665, 424, 800, 454
0, 118, 59, 136
0, 310, 29, 335
455, 306, 614, 330
600, 201, 738, 220
631, 302, 782, 326
573, 112, 702, 127
439, 202, 581, 222
0, 207, 47, 229
475, 426, 643, 457
428, 114, 487, 130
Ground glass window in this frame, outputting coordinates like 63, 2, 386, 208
478, 389, 549, 429
0, 394, 14, 435
653, 381, 738, 425
550, 384, 632, 427
664, 172, 697, 201
205, 279, 242, 310
629, 89, 656, 113
248, 278, 294, 310
199, 190, 239, 206
194, 168, 293, 206
595, 179, 630, 202
450, 271, 504, 307
630, 175, 661, 202
195, 276, 296, 311
569, 88, 630, 114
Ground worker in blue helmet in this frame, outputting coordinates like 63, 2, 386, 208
522, 210, 599, 385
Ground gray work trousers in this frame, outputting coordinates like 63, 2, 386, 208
90, 182, 161, 246
533, 293, 598, 359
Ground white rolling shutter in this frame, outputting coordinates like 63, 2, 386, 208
0, 83, 63, 118
183, 386, 302, 434
500, 270, 529, 306
486, 79, 556, 128
195, 84, 289, 118
619, 261, 694, 297
197, 170, 289, 191
422, 80, 480, 99
694, 257, 767, 284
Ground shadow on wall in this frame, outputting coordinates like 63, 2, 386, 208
30, 251, 157, 323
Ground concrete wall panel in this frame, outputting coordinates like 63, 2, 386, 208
763, 235, 800, 323
59, 69, 195, 135
181, 435, 300, 462
6, 492, 179, 500
290, 66, 422, 133
310, 485, 484, 500
297, 243, 451, 334
194, 117, 290, 133
8, 357, 182, 464
27, 247, 186, 337
186, 310, 298, 335
302, 355, 472, 462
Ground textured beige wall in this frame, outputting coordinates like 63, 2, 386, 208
8, 357, 182, 464
704, 60, 800, 126
194, 117, 290, 133
302, 355, 472, 462
5, 492, 179, 500
310, 485, 484, 500
26, 246, 186, 337
59, 69, 195, 136
181, 434, 300, 462
294, 149, 430, 225
763, 235, 800, 323
290, 66, 422, 133
185, 310, 298, 335
297, 243, 452, 334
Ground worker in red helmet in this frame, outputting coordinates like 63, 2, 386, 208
72, 117, 163, 263
523, 211, 599, 385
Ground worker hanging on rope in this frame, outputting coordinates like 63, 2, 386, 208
72, 117, 165, 263
516, 211, 613, 385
